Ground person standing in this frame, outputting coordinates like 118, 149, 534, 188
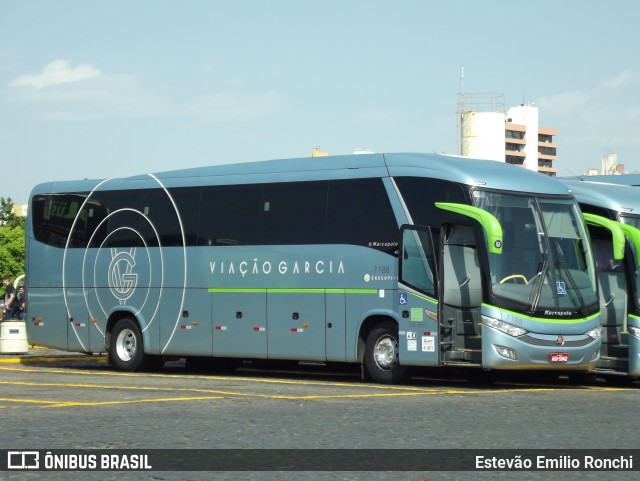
16, 285, 26, 320
2, 276, 19, 320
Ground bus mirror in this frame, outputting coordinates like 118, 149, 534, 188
435, 202, 503, 255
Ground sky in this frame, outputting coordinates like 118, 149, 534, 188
1, 0, 640, 204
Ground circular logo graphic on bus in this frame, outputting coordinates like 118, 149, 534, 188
62, 175, 187, 353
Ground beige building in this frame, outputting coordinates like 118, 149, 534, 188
11, 204, 28, 217
459, 96, 557, 176
583, 153, 626, 176
311, 147, 329, 157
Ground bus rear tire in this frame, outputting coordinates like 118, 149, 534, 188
109, 317, 159, 372
364, 321, 409, 384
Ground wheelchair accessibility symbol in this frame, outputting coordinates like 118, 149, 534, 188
556, 281, 566, 295
399, 293, 408, 305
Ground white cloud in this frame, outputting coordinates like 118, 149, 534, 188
9, 59, 102, 88
599, 69, 640, 90
535, 69, 640, 174
537, 69, 640, 119
7, 59, 284, 123
536, 91, 589, 115
7, 68, 169, 121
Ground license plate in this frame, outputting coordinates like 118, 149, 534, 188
550, 352, 569, 363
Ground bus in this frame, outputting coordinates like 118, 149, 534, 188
570, 174, 640, 187
561, 179, 640, 381
26, 153, 607, 384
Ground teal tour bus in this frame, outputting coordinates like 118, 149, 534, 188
561, 178, 640, 381
26, 153, 606, 383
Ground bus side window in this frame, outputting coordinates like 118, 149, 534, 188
260, 181, 327, 245
400, 227, 437, 296
326, 179, 399, 253
198, 184, 261, 246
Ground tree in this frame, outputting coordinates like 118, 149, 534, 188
0, 197, 26, 296
0, 197, 26, 229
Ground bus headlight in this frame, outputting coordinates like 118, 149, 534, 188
586, 326, 602, 340
481, 315, 527, 337
628, 325, 640, 340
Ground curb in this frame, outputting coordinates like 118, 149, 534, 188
0, 355, 107, 364
0, 346, 107, 364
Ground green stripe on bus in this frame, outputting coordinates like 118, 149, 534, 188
208, 288, 267, 293
208, 288, 378, 294
407, 291, 438, 305
482, 304, 600, 324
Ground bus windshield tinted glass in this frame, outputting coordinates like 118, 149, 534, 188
620, 215, 640, 307
620, 215, 640, 231
473, 191, 597, 312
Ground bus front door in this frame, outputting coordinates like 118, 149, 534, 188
439, 224, 483, 365
398, 225, 440, 366
591, 232, 630, 373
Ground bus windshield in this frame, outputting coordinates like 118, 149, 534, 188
619, 215, 640, 231
473, 191, 597, 313
619, 215, 640, 307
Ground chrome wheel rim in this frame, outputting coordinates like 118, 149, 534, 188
115, 328, 137, 362
373, 336, 397, 370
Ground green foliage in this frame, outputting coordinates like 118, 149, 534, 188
0, 197, 26, 229
0, 197, 26, 295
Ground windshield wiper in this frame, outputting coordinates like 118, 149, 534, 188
527, 259, 548, 314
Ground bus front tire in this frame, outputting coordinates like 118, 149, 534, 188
109, 318, 159, 372
364, 321, 408, 384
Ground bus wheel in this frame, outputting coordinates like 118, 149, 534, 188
364, 321, 408, 384
109, 318, 156, 371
